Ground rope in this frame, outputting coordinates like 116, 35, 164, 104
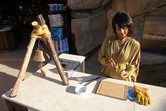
31, 24, 51, 40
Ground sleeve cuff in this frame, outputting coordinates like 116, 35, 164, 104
100, 58, 107, 65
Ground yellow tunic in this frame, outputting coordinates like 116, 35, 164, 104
98, 36, 140, 82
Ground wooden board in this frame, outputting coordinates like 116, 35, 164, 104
96, 80, 128, 100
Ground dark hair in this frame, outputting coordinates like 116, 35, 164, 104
112, 11, 134, 36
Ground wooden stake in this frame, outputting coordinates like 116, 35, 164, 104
9, 22, 40, 97
37, 14, 69, 85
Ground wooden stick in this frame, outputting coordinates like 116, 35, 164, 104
9, 22, 39, 97
47, 37, 69, 84
10, 38, 36, 97
37, 14, 69, 85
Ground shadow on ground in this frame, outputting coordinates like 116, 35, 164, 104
0, 72, 17, 111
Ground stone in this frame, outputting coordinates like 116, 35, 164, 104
141, 52, 166, 66
91, 6, 106, 16
137, 52, 166, 86
71, 11, 107, 55
147, 5, 166, 17
125, 0, 166, 16
138, 63, 166, 87
133, 23, 144, 42
68, 0, 111, 10
71, 11, 91, 19
105, 9, 116, 38
132, 14, 145, 42
68, 0, 166, 88
110, 0, 126, 11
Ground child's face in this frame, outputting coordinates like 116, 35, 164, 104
116, 24, 129, 40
